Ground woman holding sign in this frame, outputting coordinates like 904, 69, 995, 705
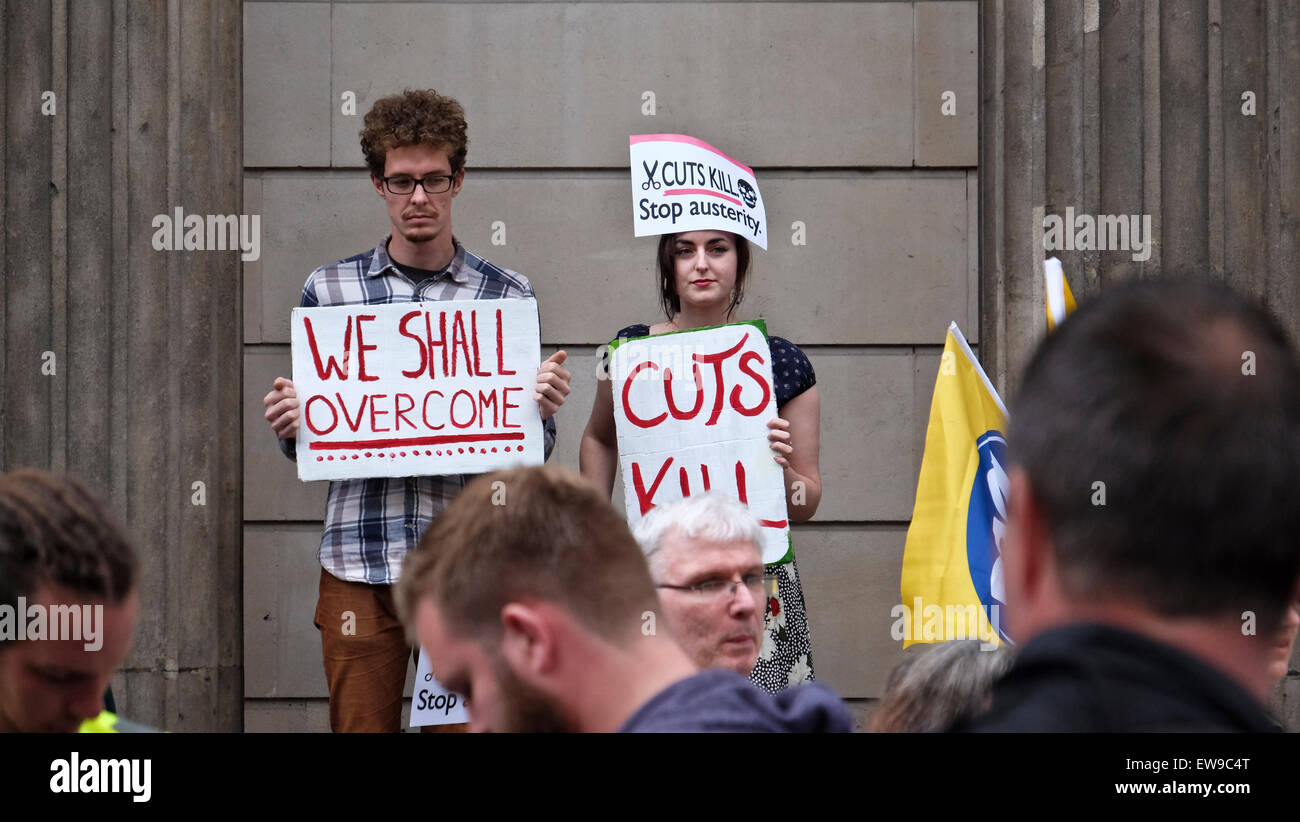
580, 229, 822, 693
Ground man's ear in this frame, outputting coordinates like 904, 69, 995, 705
450, 167, 464, 197
1005, 467, 1053, 607
499, 602, 555, 677
372, 174, 386, 197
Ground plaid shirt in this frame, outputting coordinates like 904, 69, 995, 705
279, 237, 557, 585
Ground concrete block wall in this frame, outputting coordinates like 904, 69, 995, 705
242, 0, 979, 730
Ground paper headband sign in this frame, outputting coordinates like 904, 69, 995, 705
629, 134, 768, 250
290, 298, 545, 481
608, 321, 791, 564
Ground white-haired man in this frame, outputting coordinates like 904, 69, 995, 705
633, 494, 770, 676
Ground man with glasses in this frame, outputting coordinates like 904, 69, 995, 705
632, 494, 771, 677
261, 89, 572, 733
396, 466, 850, 732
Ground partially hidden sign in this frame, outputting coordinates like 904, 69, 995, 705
629, 134, 768, 250
291, 299, 544, 481
610, 321, 791, 563
410, 649, 470, 728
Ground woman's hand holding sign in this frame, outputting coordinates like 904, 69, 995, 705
767, 417, 793, 466
535, 351, 572, 420
773, 388, 822, 523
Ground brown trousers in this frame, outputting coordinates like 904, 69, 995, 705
313, 567, 466, 733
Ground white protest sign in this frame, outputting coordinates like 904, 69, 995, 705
410, 649, 470, 728
629, 134, 768, 250
609, 321, 791, 563
290, 298, 544, 481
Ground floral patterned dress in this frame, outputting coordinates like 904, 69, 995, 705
613, 324, 818, 692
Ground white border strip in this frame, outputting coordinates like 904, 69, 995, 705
949, 322, 1010, 420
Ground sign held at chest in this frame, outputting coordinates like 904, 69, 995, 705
291, 299, 545, 481
610, 321, 791, 563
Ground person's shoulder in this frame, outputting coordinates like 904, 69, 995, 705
458, 246, 535, 298
314, 244, 381, 278
953, 679, 1095, 733
619, 670, 850, 733
766, 334, 817, 401
618, 671, 764, 732
614, 323, 653, 340
301, 243, 384, 306
767, 334, 809, 362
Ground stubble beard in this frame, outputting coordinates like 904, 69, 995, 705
494, 657, 576, 733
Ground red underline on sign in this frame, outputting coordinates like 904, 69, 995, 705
759, 520, 788, 528
308, 432, 526, 450
662, 188, 744, 207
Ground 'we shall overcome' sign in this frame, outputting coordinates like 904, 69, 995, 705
291, 299, 544, 482
609, 321, 791, 563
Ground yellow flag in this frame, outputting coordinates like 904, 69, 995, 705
899, 323, 1009, 648
1044, 256, 1077, 331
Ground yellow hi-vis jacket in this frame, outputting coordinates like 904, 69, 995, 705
78, 710, 159, 733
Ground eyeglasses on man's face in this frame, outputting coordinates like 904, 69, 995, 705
381, 173, 457, 196
657, 573, 778, 603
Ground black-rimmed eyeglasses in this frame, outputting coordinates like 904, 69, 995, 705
381, 174, 457, 195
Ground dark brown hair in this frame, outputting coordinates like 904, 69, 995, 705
656, 231, 751, 320
1010, 278, 1300, 631
0, 469, 137, 632
396, 466, 658, 645
360, 89, 468, 179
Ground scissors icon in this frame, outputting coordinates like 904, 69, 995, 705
642, 178, 662, 191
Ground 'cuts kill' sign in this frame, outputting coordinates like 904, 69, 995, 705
290, 299, 544, 481
609, 321, 791, 563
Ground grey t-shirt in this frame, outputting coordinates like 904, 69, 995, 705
618, 670, 851, 733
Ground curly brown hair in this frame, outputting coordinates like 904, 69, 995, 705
360, 89, 468, 179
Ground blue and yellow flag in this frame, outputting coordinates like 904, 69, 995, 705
899, 323, 1010, 648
